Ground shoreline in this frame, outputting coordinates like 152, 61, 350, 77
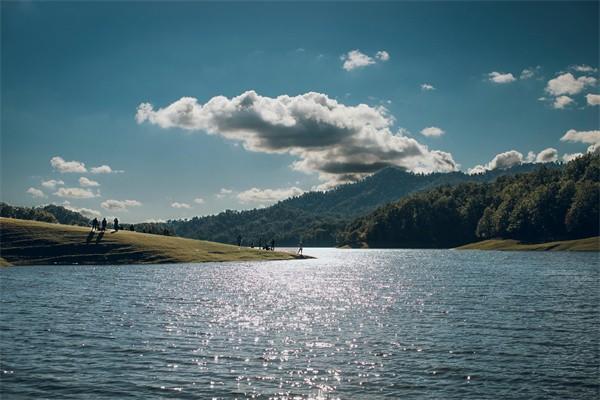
0, 218, 312, 266
455, 237, 599, 252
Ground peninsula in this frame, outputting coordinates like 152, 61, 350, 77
0, 218, 307, 266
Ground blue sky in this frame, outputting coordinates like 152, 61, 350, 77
2, 1, 598, 222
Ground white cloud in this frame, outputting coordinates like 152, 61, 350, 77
552, 95, 574, 109
546, 73, 596, 96
79, 177, 100, 187
193, 197, 205, 204
61, 202, 101, 218
50, 156, 87, 173
41, 179, 64, 189
90, 165, 122, 174
375, 50, 390, 61
519, 67, 540, 80
487, 150, 523, 169
571, 64, 597, 73
237, 187, 304, 204
101, 199, 142, 211
136, 91, 458, 187
562, 153, 583, 163
420, 126, 445, 137
466, 165, 487, 175
171, 202, 191, 209
27, 187, 46, 198
488, 72, 516, 84
525, 151, 537, 163
586, 94, 600, 106
560, 129, 600, 145
535, 147, 558, 163
468, 150, 524, 174
54, 187, 98, 199
341, 50, 375, 71
420, 83, 435, 91
144, 218, 166, 223
216, 188, 233, 199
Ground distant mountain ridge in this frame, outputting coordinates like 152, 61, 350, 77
166, 162, 555, 246
1, 162, 562, 247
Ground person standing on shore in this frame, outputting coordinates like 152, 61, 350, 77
297, 240, 303, 256
91, 218, 98, 232
101, 218, 107, 231
113, 218, 119, 232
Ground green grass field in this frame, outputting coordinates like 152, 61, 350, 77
456, 236, 599, 252
0, 218, 306, 266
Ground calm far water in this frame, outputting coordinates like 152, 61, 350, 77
1, 249, 598, 399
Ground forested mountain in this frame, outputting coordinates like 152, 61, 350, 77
3, 161, 579, 248
165, 162, 548, 246
340, 154, 599, 248
0, 203, 90, 226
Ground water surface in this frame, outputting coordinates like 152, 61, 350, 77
1, 249, 598, 399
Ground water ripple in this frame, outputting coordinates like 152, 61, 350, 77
1, 249, 598, 399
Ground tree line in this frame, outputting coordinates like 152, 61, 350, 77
340, 153, 599, 248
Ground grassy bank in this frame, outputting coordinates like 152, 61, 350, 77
456, 236, 599, 252
0, 218, 307, 266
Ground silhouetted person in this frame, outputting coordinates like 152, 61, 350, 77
101, 218, 107, 231
91, 218, 98, 232
297, 240, 303, 256
113, 218, 119, 231
237, 234, 242, 247
271, 239, 275, 251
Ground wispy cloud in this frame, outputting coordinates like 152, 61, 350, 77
54, 187, 98, 199
375, 50, 390, 61
171, 202, 191, 209
420, 83, 435, 91
216, 188, 233, 199
420, 127, 445, 137
488, 71, 516, 84
341, 49, 389, 71
560, 129, 600, 145
79, 177, 100, 187
571, 64, 597, 73
50, 156, 87, 173
100, 199, 142, 211
41, 179, 64, 189
552, 95, 574, 109
27, 187, 46, 198
237, 187, 304, 204
90, 165, 123, 174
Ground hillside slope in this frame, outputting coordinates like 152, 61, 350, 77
456, 237, 599, 251
164, 163, 547, 246
340, 154, 599, 249
0, 218, 302, 266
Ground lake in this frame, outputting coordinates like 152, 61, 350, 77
1, 249, 598, 399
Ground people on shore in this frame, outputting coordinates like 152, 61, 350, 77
271, 239, 275, 251
113, 218, 119, 232
297, 240, 303, 256
91, 217, 99, 232
101, 218, 107, 231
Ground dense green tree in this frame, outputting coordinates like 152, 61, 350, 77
340, 154, 599, 247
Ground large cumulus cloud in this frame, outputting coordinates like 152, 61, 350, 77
136, 91, 458, 186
